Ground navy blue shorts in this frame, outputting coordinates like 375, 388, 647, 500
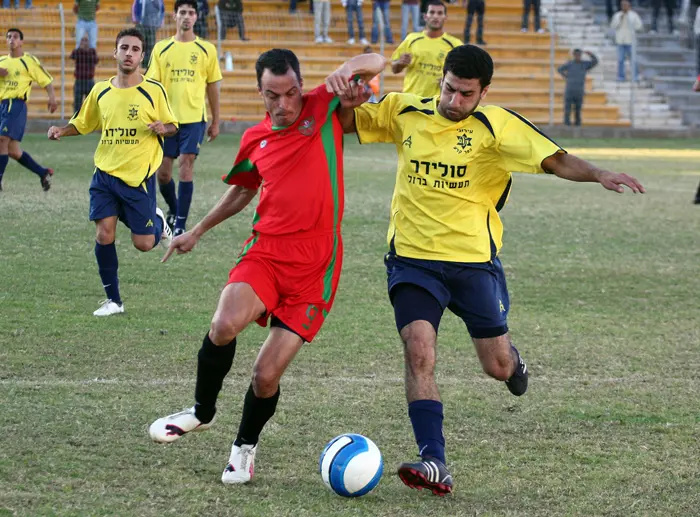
0, 99, 27, 142
89, 169, 158, 236
163, 121, 205, 158
385, 253, 510, 339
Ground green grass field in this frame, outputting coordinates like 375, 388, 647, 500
1, 134, 699, 516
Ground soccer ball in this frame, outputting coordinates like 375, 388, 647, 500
319, 433, 383, 497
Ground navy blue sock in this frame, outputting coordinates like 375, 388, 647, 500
17, 151, 48, 178
152, 211, 163, 248
175, 180, 193, 231
159, 179, 177, 214
0, 154, 8, 183
95, 241, 121, 304
408, 400, 446, 464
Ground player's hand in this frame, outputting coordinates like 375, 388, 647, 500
597, 170, 645, 194
397, 53, 412, 66
207, 121, 219, 142
693, 79, 700, 92
0, 68, 8, 77
47, 126, 62, 140
339, 80, 372, 108
325, 64, 353, 96
148, 120, 168, 136
161, 231, 200, 262
47, 99, 58, 113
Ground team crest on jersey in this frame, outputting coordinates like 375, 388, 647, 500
127, 104, 139, 121
438, 51, 445, 61
190, 53, 198, 65
298, 116, 315, 136
260, 140, 267, 148
454, 134, 472, 154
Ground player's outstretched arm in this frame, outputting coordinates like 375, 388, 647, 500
161, 185, 258, 262
336, 82, 372, 134
47, 124, 80, 140
542, 152, 646, 194
325, 53, 387, 96
45, 84, 58, 113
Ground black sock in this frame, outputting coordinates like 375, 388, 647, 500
193, 333, 236, 424
234, 383, 280, 446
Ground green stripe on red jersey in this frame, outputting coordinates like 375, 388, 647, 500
320, 97, 341, 303
222, 158, 255, 184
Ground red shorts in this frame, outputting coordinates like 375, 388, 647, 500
227, 231, 343, 342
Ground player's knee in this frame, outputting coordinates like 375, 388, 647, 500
95, 227, 115, 245
209, 316, 243, 345
402, 332, 436, 375
251, 365, 280, 398
481, 355, 514, 381
156, 168, 172, 183
8, 148, 21, 160
132, 237, 154, 252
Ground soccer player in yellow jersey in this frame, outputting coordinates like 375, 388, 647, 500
146, 0, 222, 237
0, 28, 57, 192
391, 1, 461, 98
47, 28, 178, 317
338, 44, 645, 495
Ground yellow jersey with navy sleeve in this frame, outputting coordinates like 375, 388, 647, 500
69, 76, 179, 188
145, 37, 222, 124
354, 93, 565, 263
0, 53, 53, 101
391, 32, 462, 98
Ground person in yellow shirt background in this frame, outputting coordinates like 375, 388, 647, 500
390, 0, 461, 98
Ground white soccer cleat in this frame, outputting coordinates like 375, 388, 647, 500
221, 443, 257, 484
93, 299, 124, 317
155, 207, 173, 249
149, 407, 215, 443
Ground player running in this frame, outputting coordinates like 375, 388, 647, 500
148, 48, 386, 485
337, 44, 645, 496
146, 0, 222, 236
0, 28, 57, 192
48, 28, 177, 316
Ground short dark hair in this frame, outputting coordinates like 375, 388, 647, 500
443, 44, 493, 89
115, 27, 145, 50
174, 0, 198, 14
255, 49, 302, 88
6, 28, 24, 40
426, 0, 447, 14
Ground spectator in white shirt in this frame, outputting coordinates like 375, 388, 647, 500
611, 0, 643, 82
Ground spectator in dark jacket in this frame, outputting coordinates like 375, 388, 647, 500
71, 35, 98, 113
194, 0, 210, 38
558, 49, 598, 126
219, 0, 248, 40
132, 0, 165, 66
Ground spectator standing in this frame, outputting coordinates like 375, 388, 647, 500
694, 5, 700, 75
463, 0, 486, 45
74, 0, 99, 49
611, 0, 643, 82
557, 49, 598, 126
194, 0, 210, 38
2, 0, 32, 9
219, 0, 248, 40
132, 0, 165, 66
650, 0, 676, 34
401, 0, 421, 40
521, 0, 544, 33
692, 76, 700, 204
314, 0, 332, 43
70, 35, 98, 113
371, 0, 394, 44
343, 0, 368, 44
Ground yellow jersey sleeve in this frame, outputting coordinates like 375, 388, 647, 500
69, 83, 102, 134
144, 43, 162, 82
26, 54, 53, 88
391, 37, 410, 62
497, 109, 564, 174
206, 46, 223, 83
354, 93, 401, 144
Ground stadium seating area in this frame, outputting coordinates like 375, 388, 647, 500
3, 0, 630, 126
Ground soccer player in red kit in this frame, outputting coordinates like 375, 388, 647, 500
148, 48, 386, 485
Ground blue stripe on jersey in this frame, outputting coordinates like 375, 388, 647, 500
137, 86, 154, 108
194, 41, 208, 56
502, 107, 563, 149
471, 111, 495, 137
159, 41, 175, 56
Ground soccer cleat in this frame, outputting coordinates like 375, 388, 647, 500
93, 299, 124, 317
149, 406, 216, 443
165, 211, 176, 231
221, 443, 257, 484
505, 347, 528, 396
398, 456, 453, 496
155, 207, 172, 249
40, 169, 53, 191
173, 227, 185, 238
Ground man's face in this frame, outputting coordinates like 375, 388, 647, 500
114, 36, 144, 74
621, 1, 630, 11
574, 50, 582, 61
6, 31, 22, 52
424, 5, 446, 31
175, 5, 198, 32
258, 68, 304, 128
437, 72, 488, 122
80, 36, 90, 50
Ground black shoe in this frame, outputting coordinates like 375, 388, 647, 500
398, 456, 453, 496
40, 172, 52, 191
166, 211, 176, 231
505, 346, 528, 396
694, 197, 700, 205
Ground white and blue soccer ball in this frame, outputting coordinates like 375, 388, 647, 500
319, 433, 384, 497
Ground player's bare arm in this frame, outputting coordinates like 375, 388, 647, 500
147, 121, 178, 137
161, 185, 258, 262
47, 123, 80, 140
45, 83, 57, 113
542, 152, 646, 194
325, 53, 387, 96
391, 53, 412, 74
206, 82, 221, 142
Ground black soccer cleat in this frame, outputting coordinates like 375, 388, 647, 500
398, 456, 453, 496
40, 169, 53, 192
166, 211, 176, 231
505, 346, 528, 396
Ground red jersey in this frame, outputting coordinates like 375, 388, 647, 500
223, 85, 345, 236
